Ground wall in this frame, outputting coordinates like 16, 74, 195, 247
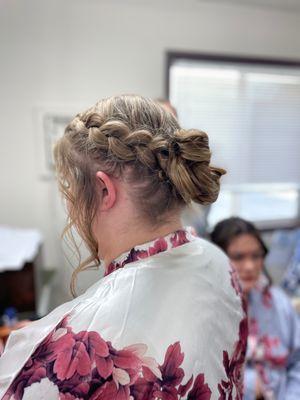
1, 0, 300, 301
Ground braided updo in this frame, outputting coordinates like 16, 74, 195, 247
54, 94, 225, 294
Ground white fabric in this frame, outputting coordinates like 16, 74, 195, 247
0, 237, 245, 399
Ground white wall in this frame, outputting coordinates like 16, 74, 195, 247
1, 0, 300, 300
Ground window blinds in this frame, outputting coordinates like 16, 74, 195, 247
169, 61, 300, 185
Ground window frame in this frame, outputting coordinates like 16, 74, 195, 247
165, 51, 300, 98
165, 51, 300, 230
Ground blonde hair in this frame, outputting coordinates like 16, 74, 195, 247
53, 94, 225, 295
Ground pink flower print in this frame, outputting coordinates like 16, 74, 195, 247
80, 331, 111, 378
105, 228, 193, 277
105, 249, 148, 276
229, 263, 242, 298
55, 375, 90, 398
24, 362, 47, 388
47, 332, 77, 380
90, 380, 130, 400
24, 326, 61, 363
170, 230, 189, 248
4, 359, 47, 400
187, 374, 212, 400
149, 238, 168, 256
105, 262, 118, 276
111, 347, 142, 369
5, 317, 215, 400
250, 329, 286, 368
159, 342, 185, 387
218, 316, 248, 400
130, 342, 213, 400
113, 367, 131, 387
144, 342, 185, 400
130, 342, 186, 400
130, 377, 159, 400
94, 354, 114, 380
153, 385, 178, 400
178, 375, 194, 397
262, 288, 273, 308
249, 318, 259, 336
59, 393, 83, 400
49, 330, 110, 380
58, 341, 90, 379
109, 344, 144, 385
259, 335, 288, 367
123, 343, 162, 382
128, 249, 149, 262
255, 363, 270, 389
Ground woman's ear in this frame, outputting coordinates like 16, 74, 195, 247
95, 171, 117, 211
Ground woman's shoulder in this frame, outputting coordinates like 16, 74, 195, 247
259, 285, 299, 331
190, 237, 240, 293
172, 236, 231, 278
196, 237, 230, 266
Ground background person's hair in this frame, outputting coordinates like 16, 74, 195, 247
155, 98, 178, 118
211, 217, 268, 256
54, 94, 225, 295
210, 216, 272, 285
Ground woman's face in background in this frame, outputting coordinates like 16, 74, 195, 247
227, 233, 265, 294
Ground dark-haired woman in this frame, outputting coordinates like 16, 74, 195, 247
211, 217, 300, 400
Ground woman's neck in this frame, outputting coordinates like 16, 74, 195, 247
98, 218, 183, 267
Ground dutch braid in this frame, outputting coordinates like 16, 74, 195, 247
71, 111, 225, 205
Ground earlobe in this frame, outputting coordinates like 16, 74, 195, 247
96, 171, 116, 211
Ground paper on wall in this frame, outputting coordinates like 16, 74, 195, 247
0, 226, 42, 272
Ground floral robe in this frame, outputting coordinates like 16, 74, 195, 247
0, 228, 247, 400
245, 276, 300, 399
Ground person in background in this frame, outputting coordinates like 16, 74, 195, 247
211, 217, 300, 400
155, 98, 178, 118
0, 95, 246, 399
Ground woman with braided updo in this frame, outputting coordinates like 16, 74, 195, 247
0, 95, 247, 400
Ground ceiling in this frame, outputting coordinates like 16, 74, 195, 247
77, 0, 300, 14
197, 0, 300, 12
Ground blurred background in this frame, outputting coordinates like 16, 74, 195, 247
1, 0, 300, 323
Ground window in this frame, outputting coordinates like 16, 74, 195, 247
167, 53, 300, 226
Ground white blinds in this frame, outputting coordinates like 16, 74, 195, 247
169, 61, 300, 185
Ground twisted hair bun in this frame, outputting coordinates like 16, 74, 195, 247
163, 129, 225, 205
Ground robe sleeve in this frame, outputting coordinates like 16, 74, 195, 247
285, 296, 300, 399
244, 366, 256, 400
